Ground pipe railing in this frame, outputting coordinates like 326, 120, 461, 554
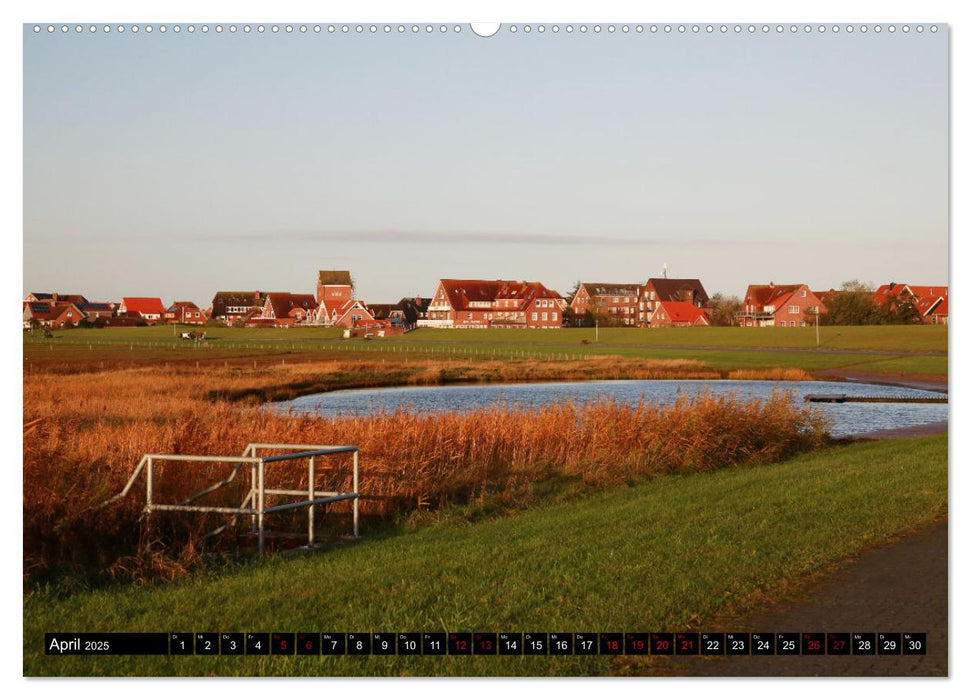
101, 443, 360, 555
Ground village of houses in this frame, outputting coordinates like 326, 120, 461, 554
22, 270, 949, 335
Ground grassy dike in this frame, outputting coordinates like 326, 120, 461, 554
25, 435, 947, 677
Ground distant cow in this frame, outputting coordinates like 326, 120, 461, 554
181, 331, 206, 341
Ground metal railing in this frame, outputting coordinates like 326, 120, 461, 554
102, 443, 360, 555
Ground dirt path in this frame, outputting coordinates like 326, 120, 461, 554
635, 520, 947, 676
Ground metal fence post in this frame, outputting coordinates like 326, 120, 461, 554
249, 451, 258, 533
257, 458, 265, 555
353, 449, 359, 538
146, 457, 153, 512
308, 456, 315, 548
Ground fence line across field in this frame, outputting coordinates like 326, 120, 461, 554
102, 442, 360, 555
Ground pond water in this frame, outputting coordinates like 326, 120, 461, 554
274, 380, 948, 437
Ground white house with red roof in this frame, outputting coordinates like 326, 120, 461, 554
737, 284, 823, 328
118, 297, 166, 324
422, 279, 563, 329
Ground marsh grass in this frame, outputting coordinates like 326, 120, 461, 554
24, 360, 827, 586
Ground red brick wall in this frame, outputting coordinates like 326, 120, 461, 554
525, 298, 562, 328
773, 286, 823, 327
317, 284, 352, 307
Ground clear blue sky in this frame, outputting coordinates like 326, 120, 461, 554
23, 24, 948, 305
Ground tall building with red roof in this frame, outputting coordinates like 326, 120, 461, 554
570, 283, 642, 327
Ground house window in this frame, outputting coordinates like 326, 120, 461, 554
801, 290, 807, 297
780, 321, 787, 327
532, 312, 538, 321
788, 305, 799, 314
541, 312, 548, 321
552, 312, 558, 321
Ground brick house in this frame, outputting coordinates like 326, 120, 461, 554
23, 301, 85, 329
570, 283, 642, 327
118, 297, 166, 324
650, 301, 712, 327
259, 293, 318, 326
165, 301, 207, 325
210, 291, 268, 325
874, 283, 949, 325
79, 302, 115, 321
424, 279, 563, 329
313, 296, 374, 328
638, 278, 709, 326
737, 284, 823, 327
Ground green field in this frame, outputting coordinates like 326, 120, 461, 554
24, 436, 947, 676
402, 325, 948, 353
24, 323, 947, 352
23, 324, 948, 377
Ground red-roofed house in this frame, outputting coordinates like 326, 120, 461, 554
924, 295, 948, 325
639, 278, 709, 327
650, 301, 711, 327
737, 284, 823, 328
119, 297, 165, 324
165, 301, 207, 325
23, 301, 85, 329
334, 300, 376, 328
258, 293, 318, 326
874, 283, 948, 325
423, 279, 563, 329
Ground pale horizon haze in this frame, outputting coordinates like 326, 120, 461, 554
23, 23, 948, 306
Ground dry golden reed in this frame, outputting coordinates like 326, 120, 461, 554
23, 359, 826, 584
